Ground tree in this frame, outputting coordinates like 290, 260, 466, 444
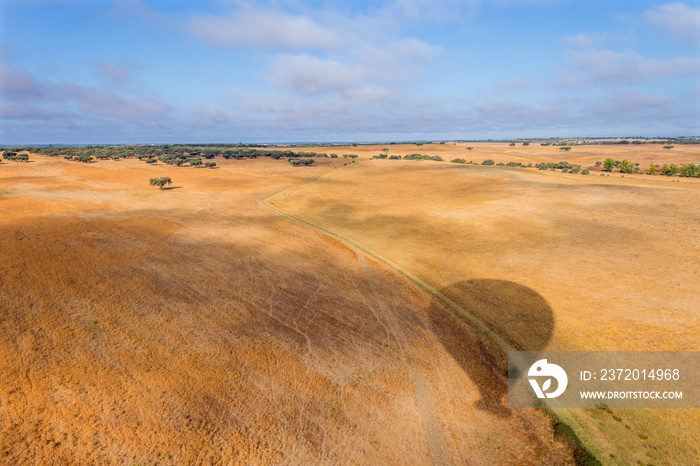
678, 163, 699, 177
661, 164, 677, 176
149, 176, 172, 189
466, 147, 473, 151
509, 142, 515, 146
187, 157, 202, 167
289, 158, 314, 166
663, 145, 674, 150
204, 162, 216, 168
559, 146, 571, 151
481, 159, 495, 165
15, 154, 29, 162
595, 161, 602, 167
648, 162, 657, 175
619, 159, 634, 173
602, 157, 615, 172
522, 142, 530, 146
381, 148, 389, 156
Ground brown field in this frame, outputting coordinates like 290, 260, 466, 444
1, 143, 698, 464
267, 143, 700, 465
1, 154, 573, 464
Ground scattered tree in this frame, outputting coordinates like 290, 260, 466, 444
619, 159, 634, 173
661, 164, 677, 176
149, 176, 172, 189
679, 163, 700, 177
602, 157, 615, 172
289, 159, 314, 166
647, 162, 657, 175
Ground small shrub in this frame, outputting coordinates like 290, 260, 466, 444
204, 162, 216, 168
481, 159, 495, 165
451, 158, 466, 164
581, 169, 590, 175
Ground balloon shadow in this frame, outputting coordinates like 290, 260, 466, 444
430, 279, 554, 416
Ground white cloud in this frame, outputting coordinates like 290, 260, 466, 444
188, 7, 338, 49
560, 48, 700, 85
645, 2, 700, 44
94, 59, 129, 86
587, 89, 675, 117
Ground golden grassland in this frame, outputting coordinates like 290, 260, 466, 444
284, 141, 700, 165
268, 143, 700, 465
0, 154, 574, 464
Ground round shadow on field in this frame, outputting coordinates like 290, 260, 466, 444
430, 279, 554, 416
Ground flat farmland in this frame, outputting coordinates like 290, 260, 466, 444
0, 155, 573, 464
268, 143, 700, 465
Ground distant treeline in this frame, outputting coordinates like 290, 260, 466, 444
7, 144, 285, 160
0, 145, 347, 163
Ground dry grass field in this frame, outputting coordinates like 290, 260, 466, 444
268, 143, 700, 465
0, 154, 576, 464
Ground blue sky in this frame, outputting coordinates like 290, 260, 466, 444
1, 0, 699, 144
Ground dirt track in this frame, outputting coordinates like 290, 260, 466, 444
0, 155, 572, 464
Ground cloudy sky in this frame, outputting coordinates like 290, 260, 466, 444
1, 0, 699, 144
